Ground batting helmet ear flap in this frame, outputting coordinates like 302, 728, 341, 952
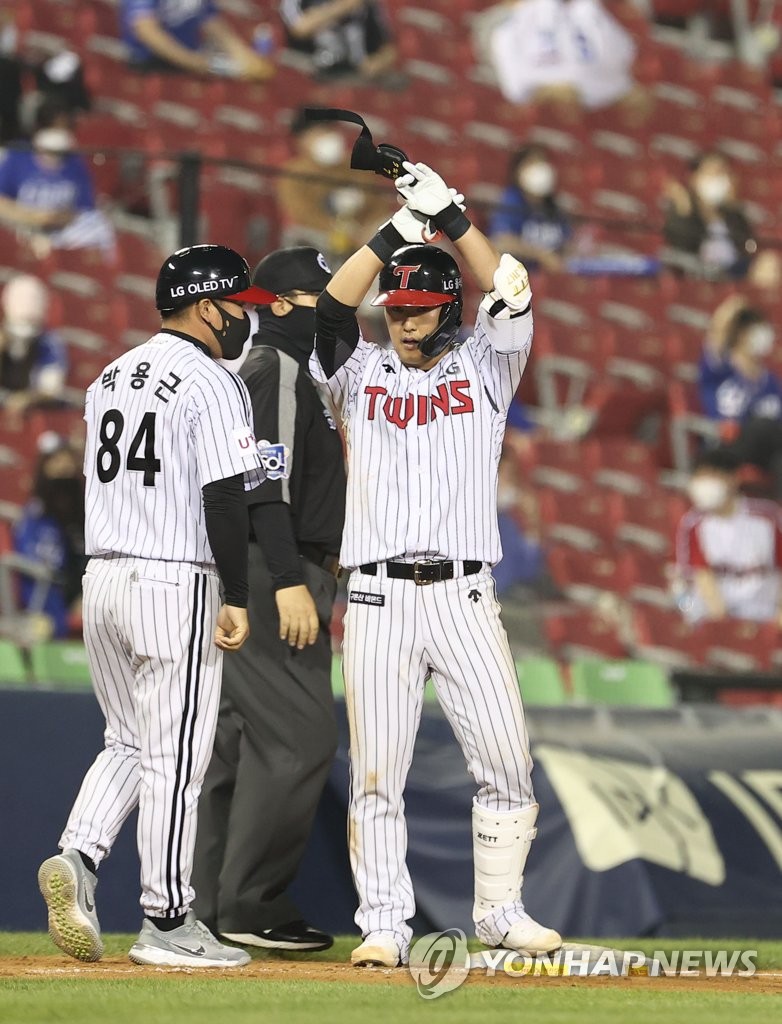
418, 298, 463, 359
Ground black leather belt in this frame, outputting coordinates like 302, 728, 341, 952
358, 559, 483, 586
299, 544, 341, 577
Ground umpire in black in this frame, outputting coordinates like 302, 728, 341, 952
193, 247, 345, 951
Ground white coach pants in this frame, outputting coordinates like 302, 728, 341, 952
59, 556, 222, 918
342, 565, 535, 952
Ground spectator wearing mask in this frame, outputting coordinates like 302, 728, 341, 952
0, 275, 67, 423
676, 448, 782, 625
662, 151, 781, 284
280, 0, 396, 81
12, 436, 86, 638
277, 110, 391, 265
698, 306, 782, 427
0, 101, 115, 254
489, 0, 637, 110
488, 144, 571, 273
121, 0, 273, 79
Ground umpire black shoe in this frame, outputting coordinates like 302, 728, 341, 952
221, 921, 333, 951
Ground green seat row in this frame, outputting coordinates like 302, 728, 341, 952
0, 641, 675, 707
330, 655, 675, 708
517, 656, 674, 707
0, 640, 92, 691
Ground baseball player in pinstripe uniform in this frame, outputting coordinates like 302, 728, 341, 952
37, 244, 276, 968
311, 161, 562, 967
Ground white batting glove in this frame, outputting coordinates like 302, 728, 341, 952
388, 190, 466, 245
479, 254, 532, 320
395, 161, 460, 218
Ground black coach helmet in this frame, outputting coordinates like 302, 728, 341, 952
156, 244, 277, 315
371, 244, 463, 359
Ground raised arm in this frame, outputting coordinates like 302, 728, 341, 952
396, 161, 531, 318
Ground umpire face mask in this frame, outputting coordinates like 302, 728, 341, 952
258, 302, 317, 361
205, 300, 252, 360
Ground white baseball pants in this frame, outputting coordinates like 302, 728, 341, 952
59, 556, 222, 918
342, 565, 534, 952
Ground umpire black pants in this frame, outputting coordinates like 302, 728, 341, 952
192, 544, 338, 933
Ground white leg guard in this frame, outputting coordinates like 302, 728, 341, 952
472, 801, 562, 953
472, 801, 539, 924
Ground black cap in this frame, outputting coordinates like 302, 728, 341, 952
156, 244, 277, 314
692, 447, 741, 474
252, 246, 333, 296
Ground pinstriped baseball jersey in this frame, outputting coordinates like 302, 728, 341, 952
84, 331, 263, 562
310, 309, 532, 568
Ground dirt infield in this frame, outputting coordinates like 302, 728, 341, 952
1, 956, 781, 993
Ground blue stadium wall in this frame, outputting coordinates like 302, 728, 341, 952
2, 692, 781, 937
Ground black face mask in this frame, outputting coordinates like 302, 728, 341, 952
206, 302, 252, 360
257, 304, 317, 361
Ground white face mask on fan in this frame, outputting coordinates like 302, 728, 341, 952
309, 131, 346, 167
688, 476, 730, 512
747, 324, 775, 359
695, 174, 731, 207
519, 162, 556, 198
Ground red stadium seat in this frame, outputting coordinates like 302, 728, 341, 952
609, 489, 688, 554
582, 438, 659, 492
585, 380, 668, 438
0, 465, 34, 507
545, 607, 627, 660
0, 421, 41, 465
537, 484, 617, 550
632, 606, 707, 667
547, 546, 632, 603
699, 620, 780, 673
29, 409, 87, 448
519, 439, 593, 485
618, 547, 673, 606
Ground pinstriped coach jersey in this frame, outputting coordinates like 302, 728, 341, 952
84, 330, 264, 563
310, 308, 532, 568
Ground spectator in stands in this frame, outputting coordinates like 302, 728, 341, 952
488, 144, 572, 273
662, 151, 782, 283
494, 447, 545, 594
121, 0, 273, 79
0, 100, 115, 255
0, 275, 67, 424
488, 0, 637, 111
698, 305, 782, 427
277, 109, 391, 263
676, 448, 782, 625
33, 49, 91, 119
280, 0, 396, 81
12, 435, 86, 639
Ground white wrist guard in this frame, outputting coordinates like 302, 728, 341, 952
479, 254, 532, 320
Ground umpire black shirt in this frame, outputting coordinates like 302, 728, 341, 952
241, 325, 346, 589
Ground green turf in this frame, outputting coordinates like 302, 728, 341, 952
1, 935, 779, 1024
0, 978, 780, 1024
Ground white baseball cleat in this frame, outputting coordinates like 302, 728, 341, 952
38, 849, 103, 962
351, 932, 404, 967
502, 913, 563, 955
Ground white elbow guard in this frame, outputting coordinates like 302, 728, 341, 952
479, 253, 532, 320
